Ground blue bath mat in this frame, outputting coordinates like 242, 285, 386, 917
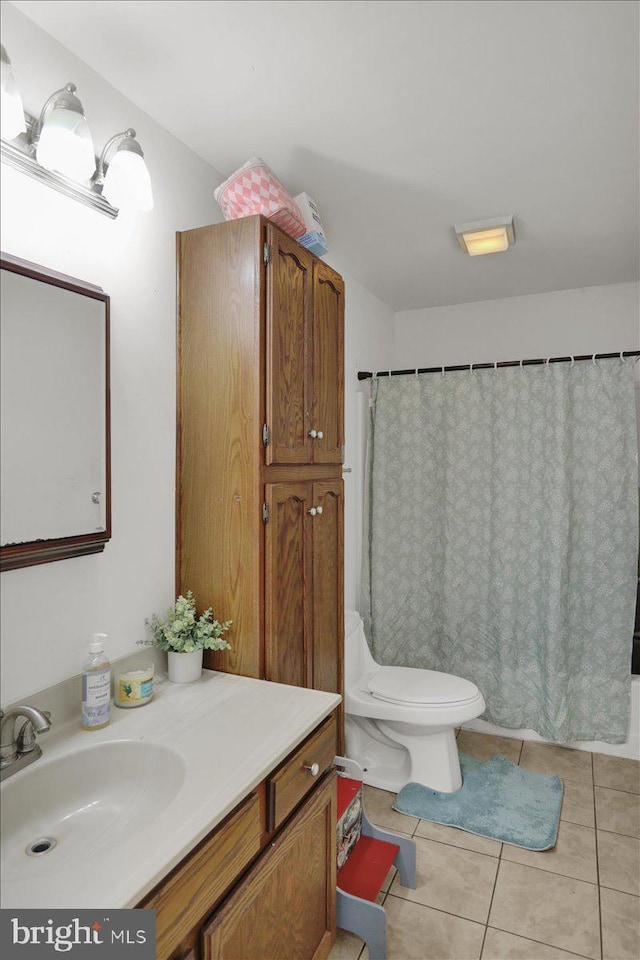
393, 753, 563, 851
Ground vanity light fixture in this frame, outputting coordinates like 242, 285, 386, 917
95, 129, 153, 213
35, 82, 96, 182
0, 45, 26, 141
454, 216, 515, 256
0, 46, 153, 219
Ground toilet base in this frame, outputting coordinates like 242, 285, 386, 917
346, 715, 463, 793
379, 721, 462, 792
345, 716, 411, 792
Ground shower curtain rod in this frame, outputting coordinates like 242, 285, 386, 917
357, 350, 640, 380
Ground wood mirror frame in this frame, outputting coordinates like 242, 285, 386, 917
0, 253, 111, 572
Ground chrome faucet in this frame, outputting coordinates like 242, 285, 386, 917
0, 705, 51, 781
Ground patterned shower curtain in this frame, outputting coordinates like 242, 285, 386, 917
361, 359, 638, 743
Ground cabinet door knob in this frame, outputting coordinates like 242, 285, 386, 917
308, 507, 317, 516
316, 506, 323, 515
308, 429, 317, 438
304, 762, 320, 777
316, 430, 324, 439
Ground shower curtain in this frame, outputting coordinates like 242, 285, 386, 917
361, 358, 639, 742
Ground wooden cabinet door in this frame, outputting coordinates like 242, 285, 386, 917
266, 226, 313, 465
265, 480, 343, 698
311, 481, 343, 695
202, 772, 337, 960
311, 262, 344, 464
264, 482, 312, 687
142, 794, 261, 960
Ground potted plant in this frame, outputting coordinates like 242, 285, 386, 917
145, 591, 232, 683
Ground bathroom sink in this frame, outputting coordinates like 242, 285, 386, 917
1, 740, 186, 880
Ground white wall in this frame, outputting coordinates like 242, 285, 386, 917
393, 282, 640, 367
333, 267, 394, 611
0, 4, 225, 703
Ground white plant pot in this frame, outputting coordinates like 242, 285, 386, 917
167, 648, 203, 683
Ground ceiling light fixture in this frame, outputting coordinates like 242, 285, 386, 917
0, 46, 153, 219
454, 216, 515, 256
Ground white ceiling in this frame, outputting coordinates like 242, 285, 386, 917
10, 0, 640, 310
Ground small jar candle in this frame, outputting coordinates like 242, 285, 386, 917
114, 664, 154, 708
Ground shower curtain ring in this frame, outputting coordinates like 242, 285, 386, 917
520, 358, 524, 370
592, 354, 598, 365
620, 351, 626, 362
570, 356, 575, 367
441, 366, 445, 377
545, 357, 551, 370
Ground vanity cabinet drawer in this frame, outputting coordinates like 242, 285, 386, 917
143, 792, 261, 960
267, 714, 337, 831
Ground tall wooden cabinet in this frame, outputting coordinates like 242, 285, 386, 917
177, 216, 344, 714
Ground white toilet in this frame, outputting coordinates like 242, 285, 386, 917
344, 610, 486, 793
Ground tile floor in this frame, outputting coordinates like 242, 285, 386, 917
330, 730, 640, 960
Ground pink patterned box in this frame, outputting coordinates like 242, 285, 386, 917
214, 157, 305, 239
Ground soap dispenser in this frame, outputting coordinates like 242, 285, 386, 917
81, 633, 111, 730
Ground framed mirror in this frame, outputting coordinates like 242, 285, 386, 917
1, 253, 110, 571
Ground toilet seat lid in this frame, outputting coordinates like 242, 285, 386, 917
367, 667, 479, 706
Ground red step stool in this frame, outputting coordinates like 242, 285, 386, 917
335, 757, 416, 960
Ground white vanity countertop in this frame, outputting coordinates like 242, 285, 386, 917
0, 670, 341, 909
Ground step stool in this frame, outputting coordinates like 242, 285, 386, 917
335, 756, 417, 960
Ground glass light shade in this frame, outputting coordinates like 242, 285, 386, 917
102, 149, 153, 212
462, 227, 510, 256
1, 54, 26, 141
36, 106, 96, 182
